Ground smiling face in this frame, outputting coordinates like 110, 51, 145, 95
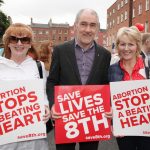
74, 9, 99, 49
8, 35, 31, 59
118, 34, 138, 61
3, 23, 33, 59
116, 26, 141, 63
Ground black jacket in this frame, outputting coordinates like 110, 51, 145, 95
46, 40, 111, 108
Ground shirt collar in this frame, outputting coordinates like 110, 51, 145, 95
75, 39, 95, 52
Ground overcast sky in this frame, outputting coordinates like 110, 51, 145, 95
1, 0, 116, 29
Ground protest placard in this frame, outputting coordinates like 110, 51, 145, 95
55, 85, 111, 144
110, 80, 150, 136
0, 79, 46, 145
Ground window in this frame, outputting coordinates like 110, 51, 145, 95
46, 31, 49, 34
124, 0, 128, 4
52, 30, 56, 34
107, 13, 109, 18
64, 30, 68, 34
110, 21, 112, 28
121, 1, 124, 7
113, 19, 115, 26
64, 37, 67, 41
113, 9, 115, 13
33, 31, 37, 34
110, 12, 112, 16
132, 8, 135, 18
52, 35, 55, 40
138, 3, 142, 15
59, 30, 62, 34
146, 0, 149, 10
124, 11, 128, 20
118, 3, 120, 10
58, 36, 61, 41
121, 14, 124, 22
107, 23, 109, 29
117, 16, 120, 24
39, 31, 42, 34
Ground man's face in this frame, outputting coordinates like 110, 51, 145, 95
74, 11, 99, 49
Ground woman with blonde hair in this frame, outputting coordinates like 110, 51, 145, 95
0, 23, 50, 150
108, 26, 149, 150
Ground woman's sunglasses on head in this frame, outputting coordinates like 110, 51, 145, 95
9, 36, 31, 44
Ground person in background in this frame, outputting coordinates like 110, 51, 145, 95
110, 50, 120, 65
110, 42, 120, 65
108, 26, 150, 150
0, 23, 50, 150
46, 8, 111, 150
141, 33, 150, 78
38, 41, 53, 77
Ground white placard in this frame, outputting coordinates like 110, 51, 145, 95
0, 79, 46, 145
110, 79, 150, 136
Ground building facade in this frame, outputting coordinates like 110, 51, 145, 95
106, 0, 150, 51
30, 18, 106, 48
30, 18, 71, 46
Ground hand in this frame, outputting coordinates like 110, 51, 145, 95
111, 125, 124, 138
105, 108, 113, 119
51, 104, 61, 120
42, 105, 51, 123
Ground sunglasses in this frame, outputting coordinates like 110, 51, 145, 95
9, 36, 31, 44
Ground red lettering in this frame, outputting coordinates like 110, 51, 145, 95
141, 93, 150, 104
5, 98, 17, 109
14, 118, 25, 130
17, 94, 27, 106
3, 121, 13, 133
28, 91, 37, 102
24, 114, 34, 125
115, 100, 123, 110
0, 101, 4, 113
33, 111, 41, 121
120, 118, 131, 128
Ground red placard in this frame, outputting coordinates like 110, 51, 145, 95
54, 85, 111, 144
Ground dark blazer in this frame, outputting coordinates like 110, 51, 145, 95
46, 40, 111, 107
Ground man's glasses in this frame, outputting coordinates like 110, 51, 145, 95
9, 36, 31, 44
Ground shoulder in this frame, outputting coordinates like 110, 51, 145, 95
54, 40, 74, 51
95, 42, 111, 57
109, 62, 122, 73
109, 62, 124, 82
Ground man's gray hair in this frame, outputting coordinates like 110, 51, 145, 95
74, 8, 100, 24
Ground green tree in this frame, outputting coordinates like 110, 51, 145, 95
0, 0, 4, 6
0, 0, 10, 42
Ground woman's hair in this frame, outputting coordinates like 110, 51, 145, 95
28, 44, 38, 60
38, 41, 53, 71
2, 23, 34, 59
116, 26, 142, 56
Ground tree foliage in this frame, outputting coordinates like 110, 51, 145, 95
0, 0, 4, 6
0, 0, 10, 42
